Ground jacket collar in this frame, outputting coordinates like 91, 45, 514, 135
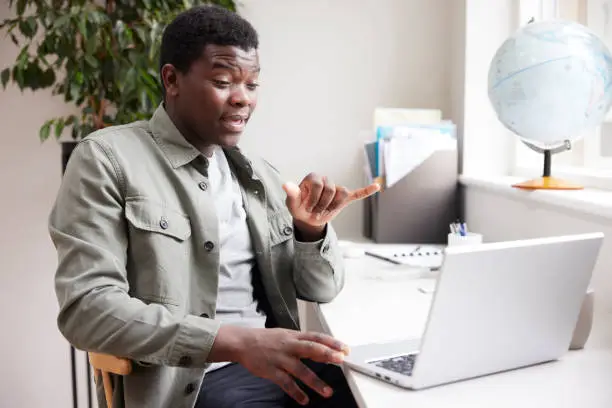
149, 104, 201, 169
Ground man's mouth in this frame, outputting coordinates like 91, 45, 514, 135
221, 115, 248, 132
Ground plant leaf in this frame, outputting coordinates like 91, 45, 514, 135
39, 120, 52, 142
85, 55, 98, 68
52, 14, 71, 30
16, 0, 27, 16
1, 68, 10, 89
54, 117, 66, 139
41, 68, 56, 87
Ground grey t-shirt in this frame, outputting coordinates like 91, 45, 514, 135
206, 146, 266, 372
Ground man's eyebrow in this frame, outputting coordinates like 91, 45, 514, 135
211, 61, 261, 73
212, 61, 236, 70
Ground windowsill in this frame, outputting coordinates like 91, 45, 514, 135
460, 174, 612, 221
514, 165, 612, 190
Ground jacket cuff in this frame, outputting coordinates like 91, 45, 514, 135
293, 224, 332, 257
293, 223, 343, 268
168, 315, 222, 368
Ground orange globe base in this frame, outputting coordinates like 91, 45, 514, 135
512, 176, 583, 190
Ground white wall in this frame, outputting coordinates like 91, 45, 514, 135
0, 1, 453, 406
462, 0, 517, 177
465, 185, 612, 348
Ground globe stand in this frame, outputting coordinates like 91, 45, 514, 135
512, 140, 584, 190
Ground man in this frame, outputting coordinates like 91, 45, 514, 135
49, 5, 379, 408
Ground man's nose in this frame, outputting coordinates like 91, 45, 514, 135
230, 85, 251, 107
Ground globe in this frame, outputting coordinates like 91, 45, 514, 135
488, 19, 612, 150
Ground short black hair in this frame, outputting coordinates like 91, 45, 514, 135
160, 5, 259, 75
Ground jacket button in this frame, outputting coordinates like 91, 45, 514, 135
204, 241, 215, 251
178, 356, 192, 367
159, 217, 169, 230
282, 226, 293, 236
198, 181, 208, 191
184, 382, 197, 395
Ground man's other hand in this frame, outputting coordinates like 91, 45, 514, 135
282, 173, 380, 240
209, 326, 350, 406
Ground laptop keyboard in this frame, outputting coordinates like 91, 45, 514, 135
370, 354, 417, 376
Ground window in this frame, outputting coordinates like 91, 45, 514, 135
513, 0, 612, 188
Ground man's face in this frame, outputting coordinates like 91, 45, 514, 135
162, 45, 260, 150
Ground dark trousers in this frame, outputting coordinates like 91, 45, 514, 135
195, 360, 359, 408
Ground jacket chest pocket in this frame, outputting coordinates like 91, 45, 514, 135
125, 198, 192, 306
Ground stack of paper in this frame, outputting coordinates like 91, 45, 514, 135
362, 108, 457, 189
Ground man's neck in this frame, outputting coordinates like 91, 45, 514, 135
164, 102, 215, 157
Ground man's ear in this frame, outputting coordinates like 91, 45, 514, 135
161, 64, 180, 97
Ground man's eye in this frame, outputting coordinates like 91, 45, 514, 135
213, 80, 231, 88
247, 83, 260, 91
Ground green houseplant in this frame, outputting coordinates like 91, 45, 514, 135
0, 0, 237, 143
0, 2, 237, 407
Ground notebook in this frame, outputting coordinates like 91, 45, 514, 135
364, 245, 444, 270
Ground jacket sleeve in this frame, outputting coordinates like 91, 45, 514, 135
292, 222, 346, 303
49, 138, 220, 367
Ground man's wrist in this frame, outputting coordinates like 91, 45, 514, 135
208, 325, 250, 363
293, 219, 326, 242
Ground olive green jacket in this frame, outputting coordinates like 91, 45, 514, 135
48, 105, 345, 408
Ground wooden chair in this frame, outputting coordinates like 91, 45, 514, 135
88, 352, 132, 408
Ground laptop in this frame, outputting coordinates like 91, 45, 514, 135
343, 232, 604, 390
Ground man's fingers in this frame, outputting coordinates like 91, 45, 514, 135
300, 173, 326, 212
312, 179, 336, 215
290, 339, 345, 365
282, 182, 302, 211
273, 369, 309, 406
347, 182, 381, 202
281, 357, 333, 399
326, 186, 350, 214
297, 331, 350, 356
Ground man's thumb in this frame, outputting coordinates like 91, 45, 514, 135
282, 182, 301, 211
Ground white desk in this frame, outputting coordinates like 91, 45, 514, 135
315, 246, 612, 408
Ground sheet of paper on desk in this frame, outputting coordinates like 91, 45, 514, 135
365, 245, 444, 269
380, 123, 457, 188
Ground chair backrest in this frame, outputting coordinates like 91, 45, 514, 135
88, 352, 132, 408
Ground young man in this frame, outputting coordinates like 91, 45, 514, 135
49, 5, 379, 408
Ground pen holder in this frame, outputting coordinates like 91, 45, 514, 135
447, 232, 483, 247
